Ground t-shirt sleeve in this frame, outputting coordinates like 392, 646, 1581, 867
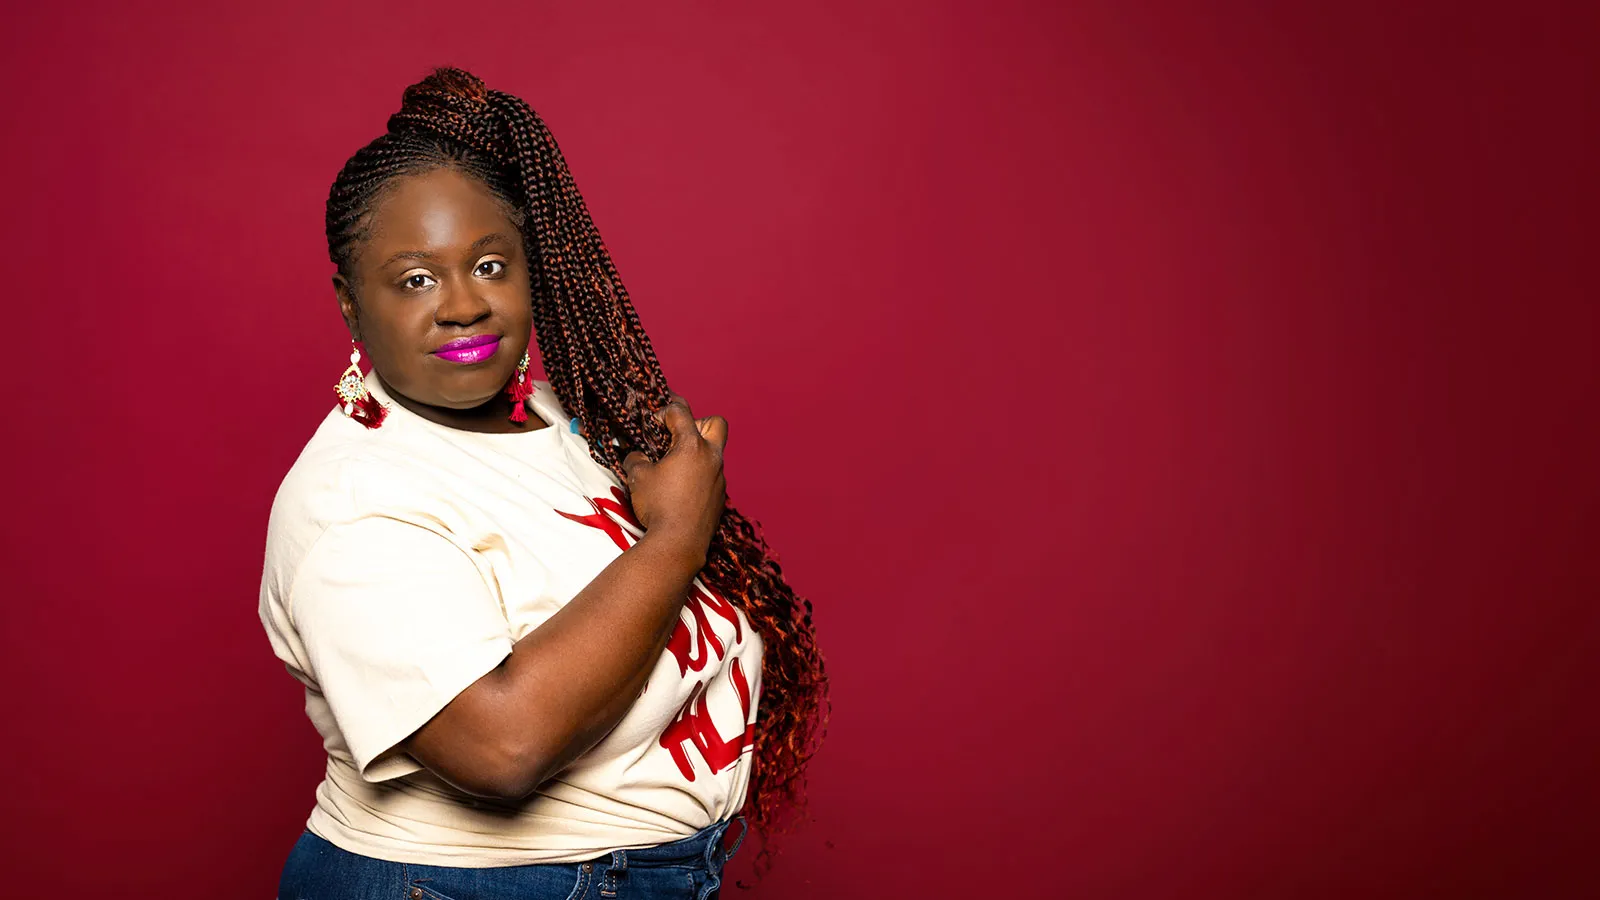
288, 515, 514, 783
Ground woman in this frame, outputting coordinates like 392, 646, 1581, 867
259, 67, 828, 899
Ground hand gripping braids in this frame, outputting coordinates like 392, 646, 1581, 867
324, 67, 829, 877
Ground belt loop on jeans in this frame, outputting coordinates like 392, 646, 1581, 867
702, 814, 749, 872
725, 814, 749, 859
599, 848, 629, 898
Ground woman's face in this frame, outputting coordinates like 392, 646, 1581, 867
334, 166, 534, 428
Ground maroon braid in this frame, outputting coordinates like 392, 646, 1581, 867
324, 67, 830, 878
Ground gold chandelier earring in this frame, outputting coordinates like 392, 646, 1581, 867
334, 342, 388, 429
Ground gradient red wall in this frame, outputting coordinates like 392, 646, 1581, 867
1, 1, 1594, 897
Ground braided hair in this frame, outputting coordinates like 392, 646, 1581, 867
324, 67, 829, 875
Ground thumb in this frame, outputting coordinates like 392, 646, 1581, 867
621, 449, 650, 481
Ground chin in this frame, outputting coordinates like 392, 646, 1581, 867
407, 371, 502, 409
433, 387, 504, 409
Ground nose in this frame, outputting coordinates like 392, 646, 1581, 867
433, 280, 492, 328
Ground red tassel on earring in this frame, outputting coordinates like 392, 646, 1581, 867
505, 350, 536, 423
349, 389, 388, 429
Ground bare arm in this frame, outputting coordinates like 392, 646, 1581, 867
398, 395, 728, 800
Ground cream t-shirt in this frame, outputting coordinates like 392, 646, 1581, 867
258, 371, 762, 867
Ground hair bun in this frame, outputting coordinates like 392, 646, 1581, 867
386, 66, 508, 158
407, 67, 488, 106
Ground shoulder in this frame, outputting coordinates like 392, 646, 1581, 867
261, 409, 452, 581
273, 411, 420, 510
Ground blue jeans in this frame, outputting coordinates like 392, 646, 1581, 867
278, 816, 748, 900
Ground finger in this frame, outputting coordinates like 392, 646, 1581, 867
658, 401, 701, 447
696, 415, 728, 452
621, 449, 650, 479
653, 392, 693, 423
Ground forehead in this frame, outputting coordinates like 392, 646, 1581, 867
363, 167, 516, 257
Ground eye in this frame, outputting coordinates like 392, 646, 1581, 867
400, 272, 436, 292
475, 259, 507, 278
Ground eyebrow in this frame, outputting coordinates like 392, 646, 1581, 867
382, 232, 514, 267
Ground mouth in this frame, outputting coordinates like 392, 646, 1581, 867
432, 334, 502, 365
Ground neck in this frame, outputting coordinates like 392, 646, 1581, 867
376, 373, 547, 434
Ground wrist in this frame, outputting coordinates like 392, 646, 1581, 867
635, 527, 708, 577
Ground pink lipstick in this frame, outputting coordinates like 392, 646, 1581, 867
433, 334, 501, 364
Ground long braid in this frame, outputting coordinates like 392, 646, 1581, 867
325, 67, 830, 877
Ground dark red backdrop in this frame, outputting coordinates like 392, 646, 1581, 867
2, 1, 1595, 897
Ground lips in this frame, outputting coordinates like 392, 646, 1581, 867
433, 334, 502, 365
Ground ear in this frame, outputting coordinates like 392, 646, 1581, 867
333, 273, 362, 342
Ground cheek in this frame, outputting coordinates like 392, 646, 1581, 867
360, 302, 431, 364
499, 278, 537, 327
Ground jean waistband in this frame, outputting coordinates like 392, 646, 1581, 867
591, 814, 748, 871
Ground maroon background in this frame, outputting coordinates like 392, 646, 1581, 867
1, 1, 1595, 897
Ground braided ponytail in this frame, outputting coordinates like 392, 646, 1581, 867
325, 67, 830, 876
